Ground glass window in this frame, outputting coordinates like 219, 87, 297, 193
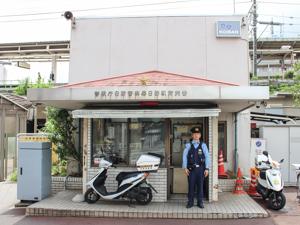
91, 118, 165, 167
128, 119, 165, 166
218, 121, 227, 162
91, 119, 128, 167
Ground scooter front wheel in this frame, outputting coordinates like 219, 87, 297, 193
85, 188, 100, 204
136, 188, 152, 205
268, 192, 286, 210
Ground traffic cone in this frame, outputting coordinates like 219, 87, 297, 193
233, 168, 246, 194
247, 168, 260, 197
218, 149, 229, 179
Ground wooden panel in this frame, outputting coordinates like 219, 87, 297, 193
173, 168, 188, 193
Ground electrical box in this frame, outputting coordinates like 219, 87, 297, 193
17, 134, 52, 201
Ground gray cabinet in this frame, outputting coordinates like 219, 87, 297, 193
17, 141, 51, 201
260, 125, 300, 185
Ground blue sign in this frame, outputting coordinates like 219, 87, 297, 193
256, 141, 262, 147
216, 21, 241, 37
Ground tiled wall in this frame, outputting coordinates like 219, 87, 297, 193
52, 176, 83, 194
218, 179, 250, 192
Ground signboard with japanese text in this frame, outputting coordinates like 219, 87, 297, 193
86, 86, 220, 101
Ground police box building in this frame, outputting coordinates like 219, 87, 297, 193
28, 15, 269, 202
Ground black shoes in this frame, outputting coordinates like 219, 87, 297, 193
186, 203, 193, 208
197, 202, 204, 208
186, 202, 204, 209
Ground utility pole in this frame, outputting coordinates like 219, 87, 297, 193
270, 18, 274, 37
253, 0, 258, 77
233, 0, 236, 14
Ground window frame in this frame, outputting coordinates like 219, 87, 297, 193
218, 121, 227, 162
90, 118, 166, 168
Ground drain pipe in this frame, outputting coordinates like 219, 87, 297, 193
234, 112, 238, 175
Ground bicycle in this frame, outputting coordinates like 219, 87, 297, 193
292, 164, 300, 203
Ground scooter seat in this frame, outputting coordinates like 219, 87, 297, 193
116, 171, 142, 185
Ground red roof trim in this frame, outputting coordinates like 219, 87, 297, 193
60, 70, 239, 88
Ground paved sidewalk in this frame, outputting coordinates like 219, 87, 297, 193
254, 187, 300, 225
0, 182, 17, 212
26, 191, 268, 219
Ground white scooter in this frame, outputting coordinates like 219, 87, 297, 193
84, 153, 162, 205
255, 151, 286, 210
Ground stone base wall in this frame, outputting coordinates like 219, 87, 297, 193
218, 179, 250, 192
52, 176, 83, 194
87, 168, 167, 202
51, 176, 251, 201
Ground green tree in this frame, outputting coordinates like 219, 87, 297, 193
14, 78, 30, 95
43, 107, 82, 175
14, 74, 52, 96
281, 83, 300, 106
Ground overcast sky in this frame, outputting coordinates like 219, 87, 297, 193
1, 0, 300, 83
1, 0, 300, 43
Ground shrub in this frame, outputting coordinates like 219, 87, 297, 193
8, 169, 17, 182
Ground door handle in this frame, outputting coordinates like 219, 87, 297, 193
20, 167, 23, 175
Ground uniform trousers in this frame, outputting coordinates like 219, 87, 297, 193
187, 165, 205, 204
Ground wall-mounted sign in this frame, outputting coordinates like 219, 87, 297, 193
16, 61, 31, 69
216, 21, 241, 38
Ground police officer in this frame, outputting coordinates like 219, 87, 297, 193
182, 127, 210, 208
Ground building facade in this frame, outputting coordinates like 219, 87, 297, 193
28, 15, 269, 202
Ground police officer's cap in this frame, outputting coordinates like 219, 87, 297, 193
190, 127, 201, 134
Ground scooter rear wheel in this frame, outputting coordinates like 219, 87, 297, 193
85, 188, 100, 204
267, 192, 286, 210
136, 188, 152, 205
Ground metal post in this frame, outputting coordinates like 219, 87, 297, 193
253, 0, 258, 77
51, 55, 57, 83
233, 0, 236, 14
34, 105, 37, 133
234, 112, 238, 175
0, 110, 5, 181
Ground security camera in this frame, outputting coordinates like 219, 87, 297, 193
63, 11, 73, 20
63, 11, 76, 28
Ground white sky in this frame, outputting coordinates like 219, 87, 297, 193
1, 0, 300, 83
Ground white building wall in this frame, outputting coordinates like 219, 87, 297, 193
0, 65, 7, 81
237, 110, 251, 177
69, 16, 248, 85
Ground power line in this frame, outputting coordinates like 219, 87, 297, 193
258, 1, 300, 6
0, 0, 251, 18
259, 14, 300, 20
0, 17, 60, 23
257, 24, 269, 40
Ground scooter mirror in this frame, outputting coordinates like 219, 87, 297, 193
279, 159, 284, 163
262, 151, 269, 156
